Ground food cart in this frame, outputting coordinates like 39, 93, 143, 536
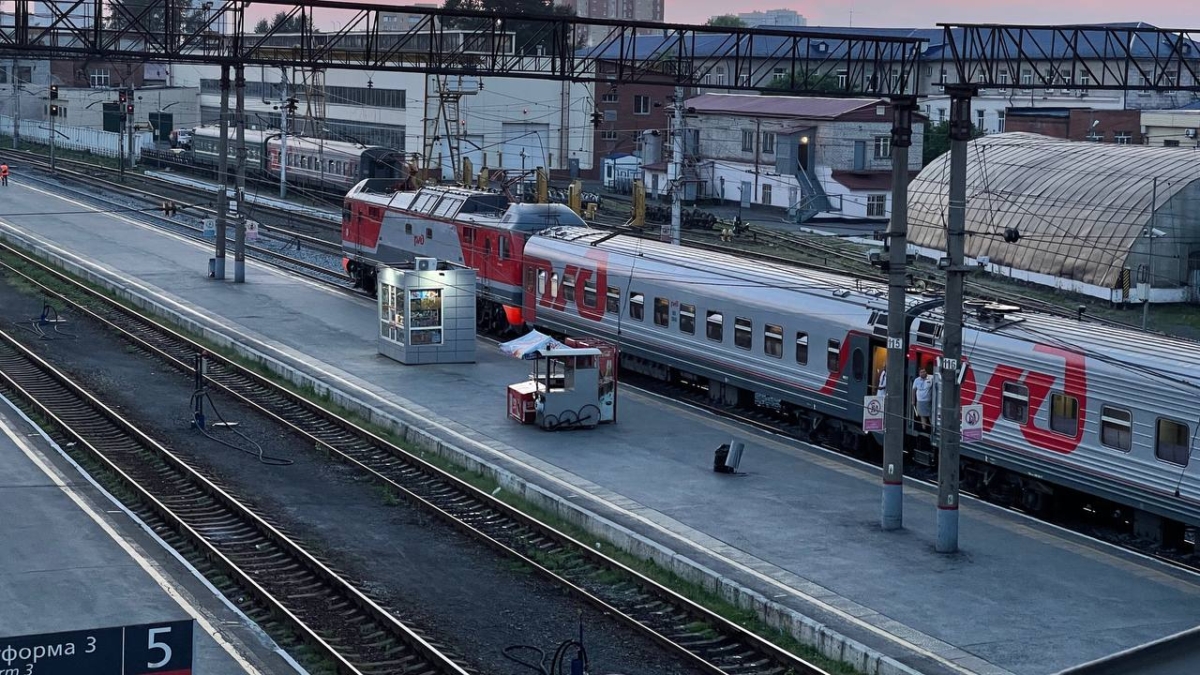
501, 331, 618, 431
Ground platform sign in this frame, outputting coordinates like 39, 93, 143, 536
863, 395, 884, 432
0, 620, 193, 675
962, 404, 984, 442
200, 218, 216, 238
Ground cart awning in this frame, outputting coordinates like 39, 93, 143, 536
499, 330, 563, 360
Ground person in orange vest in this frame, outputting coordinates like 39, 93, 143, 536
0, 163, 8, 186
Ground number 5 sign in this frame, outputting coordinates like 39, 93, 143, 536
0, 620, 193, 675
123, 621, 194, 675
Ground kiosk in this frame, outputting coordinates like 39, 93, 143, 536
502, 332, 618, 430
377, 258, 476, 365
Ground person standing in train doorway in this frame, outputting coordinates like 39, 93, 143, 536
1, 163, 9, 186
912, 366, 933, 433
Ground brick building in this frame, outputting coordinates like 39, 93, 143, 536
1004, 108, 1145, 144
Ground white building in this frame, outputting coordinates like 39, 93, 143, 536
168, 57, 596, 180
736, 9, 806, 27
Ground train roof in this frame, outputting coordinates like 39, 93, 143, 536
536, 226, 1200, 389
347, 181, 585, 231
191, 126, 394, 155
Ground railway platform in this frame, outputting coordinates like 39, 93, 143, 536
0, 397, 303, 675
3, 177, 1200, 675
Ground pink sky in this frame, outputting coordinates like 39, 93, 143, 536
667, 0, 1190, 30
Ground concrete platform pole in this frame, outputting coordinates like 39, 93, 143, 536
881, 95, 916, 531
213, 65, 230, 280
936, 84, 976, 554
233, 65, 247, 283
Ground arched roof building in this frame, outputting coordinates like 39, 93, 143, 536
907, 132, 1200, 300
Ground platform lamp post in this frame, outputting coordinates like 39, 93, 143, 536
519, 148, 527, 202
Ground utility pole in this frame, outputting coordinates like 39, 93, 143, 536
213, 65, 229, 280
668, 84, 684, 245
117, 88, 127, 181
48, 85, 59, 173
279, 68, 290, 199
127, 88, 136, 170
881, 95, 916, 531
937, 84, 976, 554
234, 65, 247, 283
11, 58, 18, 149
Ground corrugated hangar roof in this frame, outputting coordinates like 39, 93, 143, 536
907, 132, 1200, 288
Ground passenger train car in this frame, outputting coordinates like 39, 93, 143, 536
343, 179, 1200, 547
189, 127, 408, 193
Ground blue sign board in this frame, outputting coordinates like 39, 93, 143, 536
0, 620, 194, 675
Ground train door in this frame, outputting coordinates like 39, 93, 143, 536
847, 335, 871, 404
869, 338, 887, 396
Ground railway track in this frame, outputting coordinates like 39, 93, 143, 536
0, 327, 471, 675
0, 243, 833, 675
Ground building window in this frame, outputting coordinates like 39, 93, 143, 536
1002, 382, 1028, 424
633, 95, 651, 115
761, 131, 775, 155
937, 108, 946, 122
1165, 139, 1181, 147
873, 136, 891, 159
1086, 130, 1103, 142
1050, 393, 1079, 436
976, 109, 986, 129
628, 292, 644, 320
733, 317, 752, 350
90, 69, 110, 88
741, 129, 755, 153
1115, 131, 1132, 145
601, 130, 618, 141
1100, 406, 1133, 452
679, 303, 695, 334
760, 183, 771, 205
653, 297, 669, 327
795, 332, 808, 364
764, 324, 783, 358
601, 92, 618, 103
997, 111, 1005, 132
1020, 69, 1033, 90
706, 311, 723, 341
1157, 419, 1190, 466
866, 194, 887, 217
998, 70, 1009, 92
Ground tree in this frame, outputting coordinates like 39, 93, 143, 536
254, 11, 313, 33
441, 0, 574, 55
706, 15, 746, 28
764, 70, 855, 95
254, 17, 270, 33
922, 120, 986, 165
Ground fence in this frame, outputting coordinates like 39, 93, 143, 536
0, 115, 154, 161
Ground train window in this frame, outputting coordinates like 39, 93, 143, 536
734, 317, 752, 350
484, 237, 492, 257
916, 320, 942, 346
706, 312, 723, 342
653, 298, 670, 327
606, 287, 620, 314
537, 270, 547, 296
550, 273, 560, 298
629, 293, 644, 321
1002, 382, 1028, 424
795, 333, 809, 364
764, 325, 783, 358
679, 304, 696, 334
463, 227, 475, 245
498, 236, 509, 261
583, 278, 597, 308
827, 339, 840, 372
563, 274, 576, 303
1156, 419, 1190, 466
405, 223, 413, 235
1050, 393, 1079, 436
1100, 406, 1132, 452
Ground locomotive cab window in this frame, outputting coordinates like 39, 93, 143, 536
706, 312, 723, 342
764, 324, 783, 358
1050, 393, 1079, 436
629, 292, 644, 321
827, 339, 840, 372
606, 287, 621, 314
654, 298, 670, 327
795, 332, 808, 364
463, 227, 475, 245
679, 304, 696, 334
1156, 419, 1190, 466
498, 236, 509, 260
1002, 382, 1029, 424
1100, 406, 1132, 452
734, 318, 752, 350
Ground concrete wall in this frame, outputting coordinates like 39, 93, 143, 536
1141, 110, 1200, 148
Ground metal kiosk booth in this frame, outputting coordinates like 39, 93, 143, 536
507, 346, 604, 430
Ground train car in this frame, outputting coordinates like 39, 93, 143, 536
187, 127, 407, 194
521, 226, 1200, 545
341, 178, 586, 329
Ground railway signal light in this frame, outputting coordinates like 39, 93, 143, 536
49, 84, 58, 100
118, 89, 127, 104
49, 104, 59, 117
591, 111, 603, 128
126, 103, 134, 115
